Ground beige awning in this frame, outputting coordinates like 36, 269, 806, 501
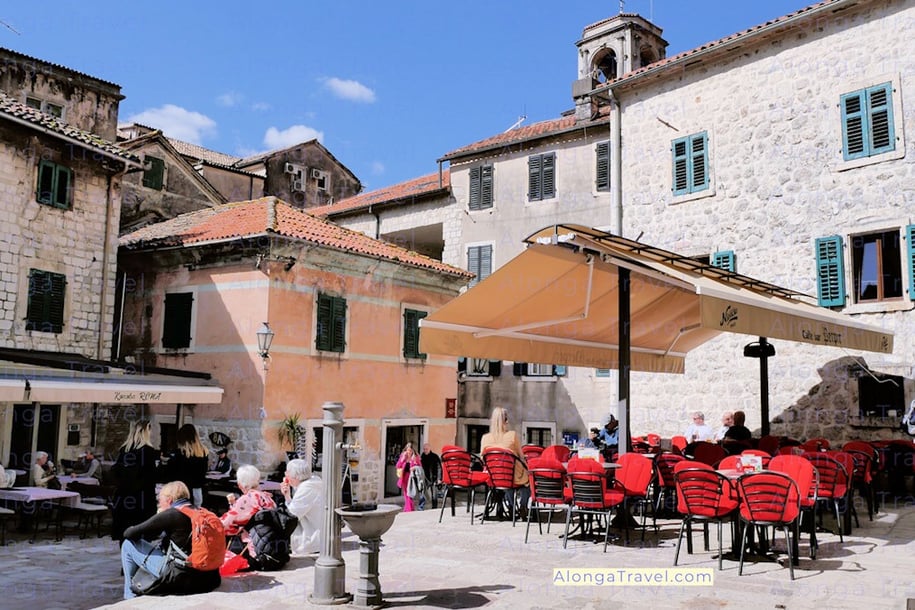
27, 379, 224, 404
420, 224, 893, 372
0, 379, 25, 401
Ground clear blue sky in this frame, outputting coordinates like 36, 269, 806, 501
2, 1, 811, 192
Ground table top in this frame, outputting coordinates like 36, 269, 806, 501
563, 461, 621, 470
58, 475, 99, 486
0, 486, 80, 506
206, 472, 230, 480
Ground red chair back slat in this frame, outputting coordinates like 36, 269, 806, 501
736, 471, 800, 524
675, 467, 738, 518
615, 453, 655, 497
769, 454, 817, 507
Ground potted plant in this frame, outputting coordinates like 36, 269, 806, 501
277, 413, 305, 460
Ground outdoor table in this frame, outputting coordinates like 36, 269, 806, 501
58, 475, 99, 487
0, 486, 80, 541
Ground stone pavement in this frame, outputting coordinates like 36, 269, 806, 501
3, 495, 915, 610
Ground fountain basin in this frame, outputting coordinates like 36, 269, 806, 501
336, 503, 401, 539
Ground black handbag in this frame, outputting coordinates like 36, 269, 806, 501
129, 542, 186, 596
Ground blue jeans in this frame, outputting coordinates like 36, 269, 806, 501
121, 538, 166, 599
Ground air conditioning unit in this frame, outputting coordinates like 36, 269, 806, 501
311, 168, 326, 179
284, 162, 296, 174
292, 179, 304, 191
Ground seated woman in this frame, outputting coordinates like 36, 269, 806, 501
120, 481, 221, 599
281, 458, 322, 555
480, 407, 530, 518
31, 451, 57, 487
220, 464, 276, 555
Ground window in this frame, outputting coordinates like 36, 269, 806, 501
142, 156, 165, 190
815, 236, 846, 307
595, 368, 612, 377
858, 373, 903, 418
36, 160, 72, 209
528, 153, 555, 201
403, 309, 427, 360
467, 244, 492, 287
514, 362, 565, 377
711, 250, 736, 272
459, 357, 501, 377
842, 82, 895, 161
672, 132, 708, 195
527, 363, 553, 376
596, 141, 610, 191
852, 230, 903, 302
468, 165, 493, 210
466, 424, 489, 454
26, 269, 66, 333
316, 293, 347, 353
526, 427, 552, 447
162, 292, 193, 349
26, 96, 63, 119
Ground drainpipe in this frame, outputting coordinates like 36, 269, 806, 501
98, 166, 129, 360
370, 205, 381, 240
608, 88, 623, 235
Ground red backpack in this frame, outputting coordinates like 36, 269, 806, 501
177, 505, 226, 571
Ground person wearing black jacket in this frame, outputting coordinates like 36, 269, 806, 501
419, 443, 442, 510
120, 481, 220, 599
111, 420, 160, 543
162, 424, 209, 507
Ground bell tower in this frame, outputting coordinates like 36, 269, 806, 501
572, 12, 668, 120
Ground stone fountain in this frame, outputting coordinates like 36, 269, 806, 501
336, 503, 401, 607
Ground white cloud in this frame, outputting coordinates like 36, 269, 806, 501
126, 104, 217, 144
370, 161, 385, 176
263, 125, 324, 149
216, 91, 244, 107
323, 77, 376, 103
250, 101, 271, 112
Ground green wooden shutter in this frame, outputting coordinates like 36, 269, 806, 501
672, 138, 688, 194
54, 166, 71, 208
480, 165, 493, 208
815, 236, 846, 307
542, 153, 555, 198
46, 272, 66, 332
142, 156, 165, 190
868, 82, 894, 155
162, 292, 193, 348
596, 141, 610, 191
26, 269, 66, 333
468, 166, 481, 211
331, 296, 347, 352
711, 250, 735, 272
37, 160, 55, 205
403, 309, 427, 359
316, 294, 332, 351
528, 155, 542, 200
907, 225, 915, 301
690, 133, 708, 190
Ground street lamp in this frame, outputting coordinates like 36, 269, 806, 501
256, 322, 275, 370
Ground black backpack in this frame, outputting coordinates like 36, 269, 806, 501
244, 504, 299, 571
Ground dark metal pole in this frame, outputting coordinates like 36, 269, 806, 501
759, 337, 770, 437
619, 267, 631, 454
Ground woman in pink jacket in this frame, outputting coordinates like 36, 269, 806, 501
395, 442, 422, 512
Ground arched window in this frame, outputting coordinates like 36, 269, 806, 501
593, 49, 617, 83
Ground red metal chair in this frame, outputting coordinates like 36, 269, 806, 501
521, 444, 544, 462
564, 457, 625, 551
843, 441, 878, 519
524, 457, 569, 543
800, 437, 830, 452
674, 467, 738, 570
804, 452, 852, 540
541, 444, 571, 464
715, 455, 742, 470
614, 453, 658, 541
438, 447, 489, 524
692, 442, 727, 467
481, 448, 528, 526
735, 471, 801, 580
740, 449, 772, 469
757, 435, 780, 456
654, 453, 686, 516
769, 454, 818, 560
646, 433, 662, 450
671, 436, 688, 455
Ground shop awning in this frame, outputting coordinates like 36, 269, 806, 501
420, 224, 893, 372
26, 379, 224, 404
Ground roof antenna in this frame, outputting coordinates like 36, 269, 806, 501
619, 0, 624, 14
0, 20, 20, 35
504, 114, 526, 132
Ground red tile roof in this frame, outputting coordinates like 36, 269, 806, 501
0, 92, 140, 164
311, 170, 450, 218
439, 116, 580, 161
167, 138, 243, 167
119, 196, 472, 279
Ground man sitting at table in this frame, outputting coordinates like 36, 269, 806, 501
723, 410, 752, 444
70, 449, 101, 479
684, 412, 715, 443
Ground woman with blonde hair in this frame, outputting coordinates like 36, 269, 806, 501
480, 407, 530, 518
163, 423, 209, 507
395, 442, 422, 512
111, 420, 160, 543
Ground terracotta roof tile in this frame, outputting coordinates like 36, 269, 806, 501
440, 116, 579, 160
0, 92, 139, 164
167, 138, 243, 167
311, 170, 450, 218
120, 197, 472, 279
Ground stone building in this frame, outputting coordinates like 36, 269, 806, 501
118, 197, 471, 500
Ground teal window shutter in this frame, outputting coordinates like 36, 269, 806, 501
36, 161, 72, 209
542, 153, 555, 199
672, 138, 689, 194
467, 245, 492, 286
907, 224, 915, 301
672, 133, 708, 194
815, 236, 846, 307
553, 365, 567, 376
468, 166, 481, 210
711, 250, 736, 272
691, 133, 708, 190
480, 165, 493, 208
842, 82, 894, 160
595, 368, 611, 377
596, 141, 610, 191
528, 155, 542, 200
